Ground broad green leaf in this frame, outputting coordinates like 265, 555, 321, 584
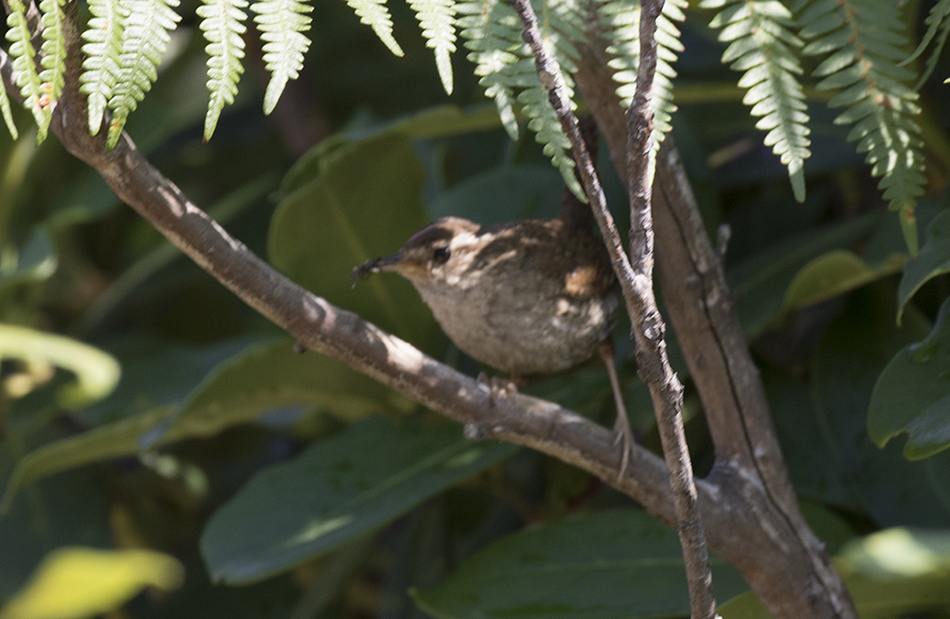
841, 528, 950, 578
869, 297, 950, 460
280, 104, 504, 195
897, 208, 950, 324
75, 336, 261, 427
0, 228, 57, 293
200, 416, 519, 583
727, 212, 880, 336
811, 286, 950, 526
429, 164, 563, 224
0, 444, 112, 598
78, 173, 278, 333
268, 133, 437, 349
798, 500, 855, 555
2, 337, 411, 508
1, 408, 173, 512
0, 325, 120, 409
0, 547, 183, 619
783, 249, 905, 310
720, 529, 950, 619
413, 509, 748, 619
159, 338, 411, 444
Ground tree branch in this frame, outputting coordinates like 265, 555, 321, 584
506, 1, 716, 617
625, 1, 716, 617
0, 0, 687, 530
573, 23, 858, 619
1, 3, 857, 619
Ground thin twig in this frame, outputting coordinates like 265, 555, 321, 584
626, 1, 717, 617
508, 0, 716, 617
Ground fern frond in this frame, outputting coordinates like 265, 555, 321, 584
341, 0, 403, 57
39, 0, 66, 112
903, 0, 950, 88
702, 0, 811, 202
251, 0, 312, 114
0, 75, 18, 140
80, 0, 127, 134
198, 0, 248, 141
457, 0, 584, 197
5, 0, 51, 142
408, 0, 458, 94
519, 74, 583, 197
599, 0, 686, 142
797, 0, 925, 253
457, 0, 523, 138
106, 0, 180, 149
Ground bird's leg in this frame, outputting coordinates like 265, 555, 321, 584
598, 339, 634, 478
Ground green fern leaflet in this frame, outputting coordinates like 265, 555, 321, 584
703, 0, 810, 202
796, 0, 925, 254
252, 0, 313, 114
457, 0, 583, 198
39, 0, 67, 114
198, 0, 249, 141
5, 0, 51, 142
341, 0, 404, 57
80, 0, 128, 135
0, 72, 17, 139
904, 0, 950, 88
106, 0, 181, 149
600, 0, 687, 144
409, 0, 458, 95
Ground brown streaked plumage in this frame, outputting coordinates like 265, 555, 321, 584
353, 216, 619, 375
353, 119, 634, 476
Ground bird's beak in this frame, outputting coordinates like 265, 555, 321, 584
351, 253, 406, 282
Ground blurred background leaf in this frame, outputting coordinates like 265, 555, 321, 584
1, 2, 949, 617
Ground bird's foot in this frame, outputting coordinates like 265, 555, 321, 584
477, 372, 519, 406
612, 414, 634, 480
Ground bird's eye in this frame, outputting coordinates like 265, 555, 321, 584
432, 246, 451, 264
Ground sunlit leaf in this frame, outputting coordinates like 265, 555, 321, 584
897, 208, 950, 324
0, 547, 183, 619
0, 324, 120, 409
201, 417, 519, 583
414, 509, 748, 619
869, 297, 950, 460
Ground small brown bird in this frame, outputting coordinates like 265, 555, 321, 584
353, 214, 635, 475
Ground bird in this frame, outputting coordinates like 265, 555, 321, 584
352, 209, 634, 476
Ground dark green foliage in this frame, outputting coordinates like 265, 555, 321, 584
2, 1, 950, 618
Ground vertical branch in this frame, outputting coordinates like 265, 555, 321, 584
508, 1, 716, 617
626, 0, 659, 280
626, 1, 717, 618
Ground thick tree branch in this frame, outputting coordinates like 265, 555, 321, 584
0, 0, 688, 529
508, 1, 714, 617
573, 24, 858, 619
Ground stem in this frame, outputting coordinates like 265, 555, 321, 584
507, 0, 715, 616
